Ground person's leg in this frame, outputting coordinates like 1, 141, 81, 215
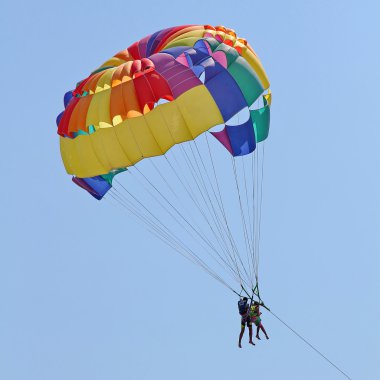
256, 325, 261, 339
248, 324, 255, 345
239, 325, 245, 348
260, 323, 269, 339
255, 317, 262, 339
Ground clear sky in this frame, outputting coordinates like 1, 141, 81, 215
1, 1, 379, 379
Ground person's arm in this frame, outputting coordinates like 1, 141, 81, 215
259, 301, 271, 311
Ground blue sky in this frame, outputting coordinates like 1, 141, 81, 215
1, 1, 379, 379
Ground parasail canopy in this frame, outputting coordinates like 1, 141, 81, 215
57, 25, 271, 296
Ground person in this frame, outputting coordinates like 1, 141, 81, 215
238, 297, 255, 348
250, 301, 269, 340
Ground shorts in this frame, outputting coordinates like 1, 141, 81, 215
252, 316, 261, 327
241, 314, 252, 328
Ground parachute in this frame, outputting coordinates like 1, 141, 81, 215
57, 25, 271, 296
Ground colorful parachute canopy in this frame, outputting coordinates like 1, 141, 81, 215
58, 25, 272, 294
57, 24, 271, 199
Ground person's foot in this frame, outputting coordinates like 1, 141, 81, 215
265, 335, 269, 340
239, 342, 242, 348
249, 340, 255, 346
256, 335, 261, 340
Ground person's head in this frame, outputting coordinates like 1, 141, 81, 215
243, 297, 248, 302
